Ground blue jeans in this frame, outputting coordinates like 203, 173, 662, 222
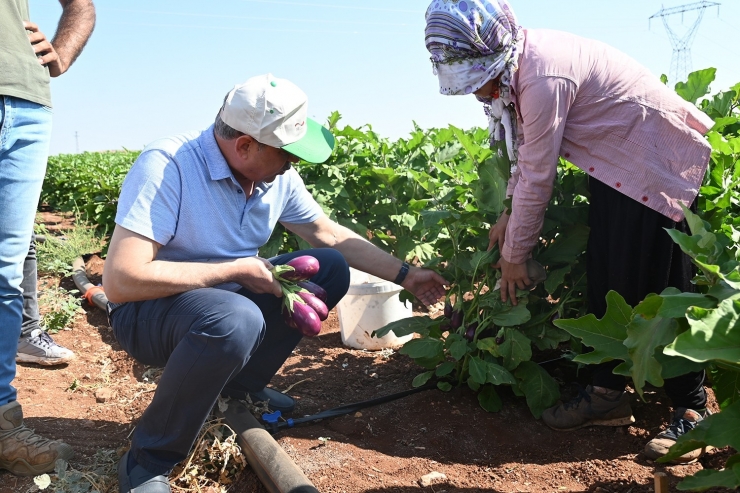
0, 96, 52, 406
109, 248, 350, 475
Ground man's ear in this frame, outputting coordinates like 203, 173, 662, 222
234, 135, 255, 161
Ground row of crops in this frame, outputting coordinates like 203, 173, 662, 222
42, 69, 739, 491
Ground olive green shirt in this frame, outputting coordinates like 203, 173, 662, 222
0, 0, 52, 107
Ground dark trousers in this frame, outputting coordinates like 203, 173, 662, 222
109, 248, 350, 474
587, 178, 706, 410
20, 234, 40, 338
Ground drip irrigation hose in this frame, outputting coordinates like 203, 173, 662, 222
257, 354, 564, 434
261, 381, 439, 434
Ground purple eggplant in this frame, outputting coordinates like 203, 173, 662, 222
444, 301, 453, 319
450, 310, 463, 329
495, 335, 505, 345
282, 305, 298, 329
464, 322, 479, 342
280, 255, 320, 282
297, 291, 329, 321
291, 300, 322, 337
296, 280, 328, 302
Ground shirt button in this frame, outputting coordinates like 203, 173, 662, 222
564, 152, 571, 158
616, 182, 622, 188
237, 189, 243, 194
642, 196, 649, 202
589, 167, 595, 172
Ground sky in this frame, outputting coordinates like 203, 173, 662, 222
30, 0, 740, 155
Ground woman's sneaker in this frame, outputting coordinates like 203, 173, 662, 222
542, 385, 635, 431
644, 408, 711, 463
16, 329, 75, 366
0, 401, 74, 476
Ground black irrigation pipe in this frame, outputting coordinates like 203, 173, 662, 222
258, 351, 571, 435
261, 381, 439, 434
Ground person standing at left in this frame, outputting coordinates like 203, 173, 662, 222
0, 0, 95, 476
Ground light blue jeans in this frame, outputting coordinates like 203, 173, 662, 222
0, 96, 52, 406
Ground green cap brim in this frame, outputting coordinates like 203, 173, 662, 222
281, 118, 335, 164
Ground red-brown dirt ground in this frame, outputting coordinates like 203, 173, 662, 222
1, 213, 734, 493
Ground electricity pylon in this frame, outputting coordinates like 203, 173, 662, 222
649, 1, 720, 83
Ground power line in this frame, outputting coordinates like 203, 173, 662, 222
649, 1, 721, 84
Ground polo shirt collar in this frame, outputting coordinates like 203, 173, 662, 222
199, 125, 235, 182
198, 124, 275, 191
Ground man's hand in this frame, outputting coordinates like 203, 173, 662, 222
25, 0, 96, 78
493, 257, 529, 306
234, 257, 283, 297
488, 212, 509, 251
24, 22, 64, 76
401, 267, 448, 307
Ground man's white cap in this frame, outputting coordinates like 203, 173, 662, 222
219, 74, 334, 164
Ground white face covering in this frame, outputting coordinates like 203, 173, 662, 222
425, 0, 524, 173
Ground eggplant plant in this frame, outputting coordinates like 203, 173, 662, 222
374, 134, 589, 418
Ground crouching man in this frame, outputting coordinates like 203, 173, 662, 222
103, 74, 447, 493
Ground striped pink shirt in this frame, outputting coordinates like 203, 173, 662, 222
502, 29, 714, 264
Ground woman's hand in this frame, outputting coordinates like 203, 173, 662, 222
401, 267, 448, 307
489, 212, 528, 303
234, 257, 283, 297
493, 257, 529, 305
488, 212, 510, 251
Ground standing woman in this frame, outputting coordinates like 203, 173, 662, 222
424, 0, 714, 462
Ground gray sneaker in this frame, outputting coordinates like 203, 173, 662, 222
644, 408, 711, 463
16, 329, 75, 366
542, 385, 635, 431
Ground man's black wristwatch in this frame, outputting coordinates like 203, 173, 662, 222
394, 261, 410, 285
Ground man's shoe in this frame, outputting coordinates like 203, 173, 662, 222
0, 401, 74, 476
16, 329, 75, 366
221, 384, 295, 413
118, 450, 171, 493
541, 385, 635, 431
644, 408, 711, 463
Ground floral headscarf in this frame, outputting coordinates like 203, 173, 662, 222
425, 0, 524, 172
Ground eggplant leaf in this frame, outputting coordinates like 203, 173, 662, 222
514, 361, 560, 419
478, 385, 503, 413
554, 290, 631, 364
498, 328, 533, 371
665, 298, 740, 364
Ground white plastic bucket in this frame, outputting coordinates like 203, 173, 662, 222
337, 268, 414, 350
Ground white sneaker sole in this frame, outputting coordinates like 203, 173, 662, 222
15, 352, 75, 366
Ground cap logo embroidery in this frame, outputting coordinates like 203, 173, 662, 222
295, 121, 305, 128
